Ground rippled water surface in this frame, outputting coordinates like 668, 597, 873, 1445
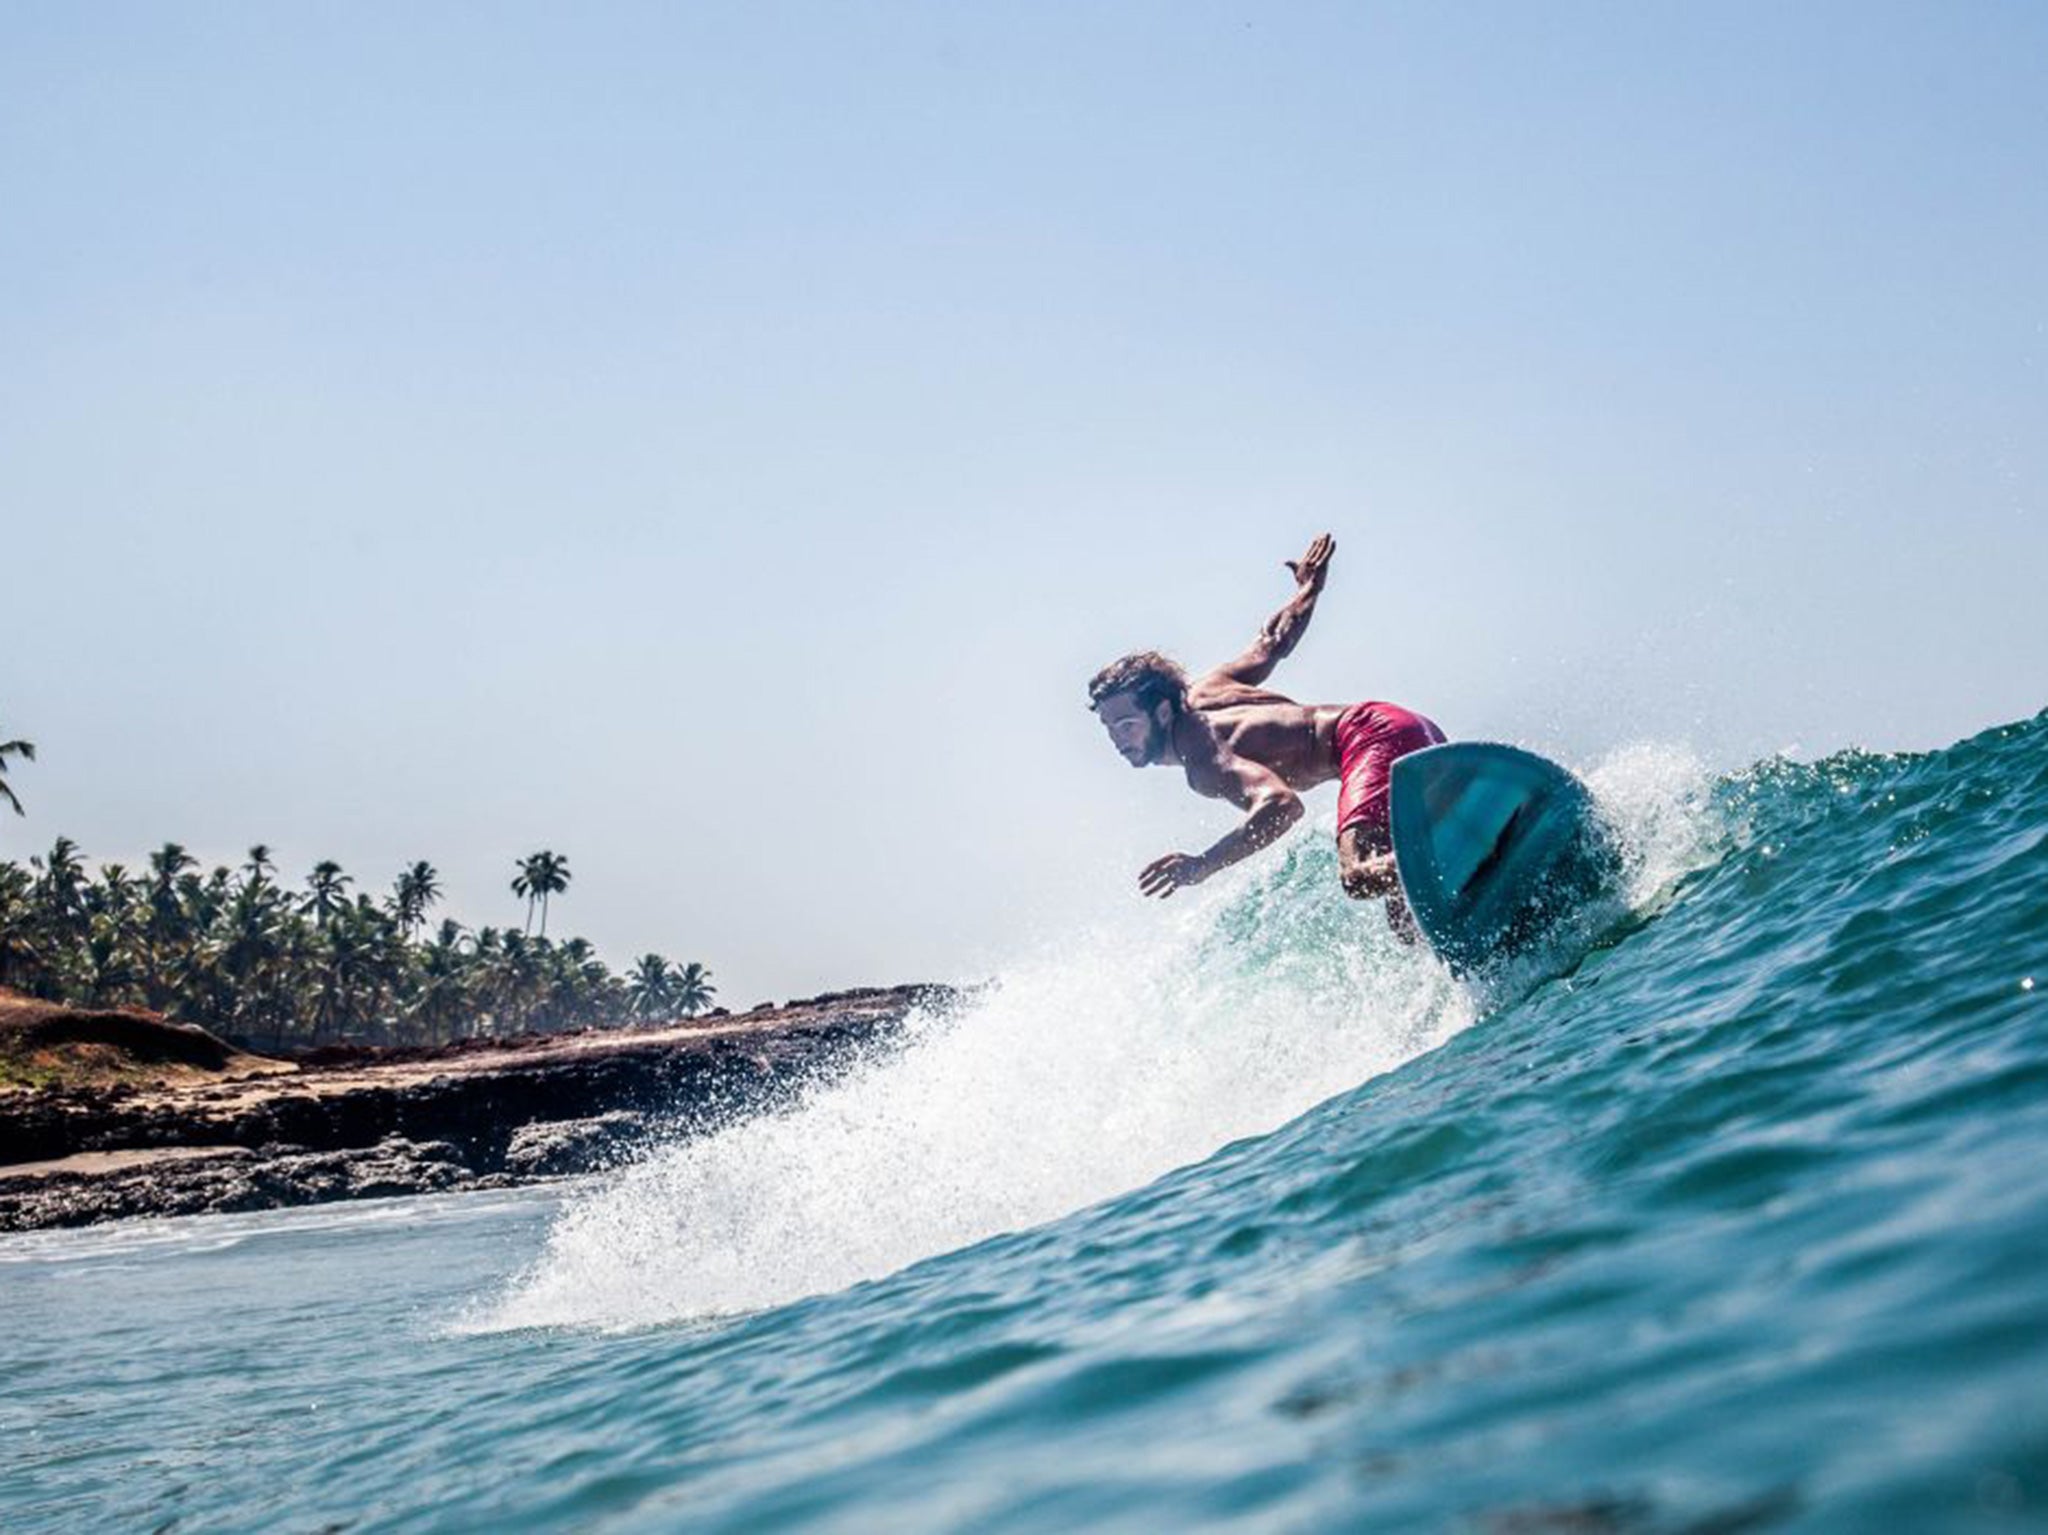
5, 714, 2045, 1532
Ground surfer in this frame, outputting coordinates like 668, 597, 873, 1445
1087, 533, 1445, 937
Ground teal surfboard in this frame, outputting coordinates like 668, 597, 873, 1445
1388, 743, 1622, 974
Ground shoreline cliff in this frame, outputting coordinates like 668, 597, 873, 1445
0, 983, 957, 1233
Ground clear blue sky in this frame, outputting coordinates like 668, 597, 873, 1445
5, 2, 2044, 1002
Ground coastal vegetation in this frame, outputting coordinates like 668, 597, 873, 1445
0, 834, 717, 1051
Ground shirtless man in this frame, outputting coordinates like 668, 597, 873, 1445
1087, 533, 1446, 936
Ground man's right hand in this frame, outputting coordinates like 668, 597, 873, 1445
1139, 852, 1209, 899
1284, 532, 1335, 593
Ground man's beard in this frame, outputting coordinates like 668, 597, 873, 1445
1142, 716, 1170, 765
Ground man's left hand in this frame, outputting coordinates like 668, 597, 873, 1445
1284, 532, 1335, 593
1139, 852, 1209, 899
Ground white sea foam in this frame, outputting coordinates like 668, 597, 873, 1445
474, 835, 1467, 1331
1582, 740, 1721, 905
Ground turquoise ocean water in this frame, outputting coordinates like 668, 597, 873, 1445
4, 713, 2045, 1532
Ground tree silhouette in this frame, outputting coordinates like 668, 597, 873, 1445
512, 851, 571, 937
626, 954, 673, 1021
303, 861, 353, 929
391, 861, 442, 940
673, 961, 716, 1018
0, 728, 33, 818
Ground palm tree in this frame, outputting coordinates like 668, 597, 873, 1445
243, 845, 277, 886
0, 862, 40, 988
30, 837, 90, 1001
32, 836, 88, 918
88, 863, 140, 927
213, 879, 283, 1037
0, 729, 34, 817
189, 865, 233, 933
542, 937, 610, 1031
141, 843, 198, 1010
673, 961, 716, 1018
303, 860, 353, 929
511, 851, 571, 937
80, 908, 145, 1010
410, 920, 471, 1044
470, 926, 505, 1033
313, 909, 367, 1043
626, 954, 674, 1022
270, 914, 320, 1049
493, 929, 545, 1032
390, 860, 441, 939
147, 842, 196, 907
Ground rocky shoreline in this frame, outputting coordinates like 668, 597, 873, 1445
0, 984, 956, 1233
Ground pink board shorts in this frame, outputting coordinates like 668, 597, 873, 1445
1334, 701, 1447, 845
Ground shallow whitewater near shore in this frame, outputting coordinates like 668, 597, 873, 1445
4, 716, 2046, 1532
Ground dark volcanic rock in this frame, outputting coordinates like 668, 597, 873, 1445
0, 983, 956, 1232
501, 1112, 651, 1178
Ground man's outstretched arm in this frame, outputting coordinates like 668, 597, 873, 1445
1138, 751, 1305, 899
1208, 533, 1335, 688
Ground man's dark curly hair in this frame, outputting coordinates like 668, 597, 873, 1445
1086, 650, 1190, 717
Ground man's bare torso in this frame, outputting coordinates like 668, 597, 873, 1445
1177, 676, 1347, 800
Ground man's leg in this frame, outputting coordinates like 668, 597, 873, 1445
1333, 702, 1446, 947
1338, 823, 1419, 944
